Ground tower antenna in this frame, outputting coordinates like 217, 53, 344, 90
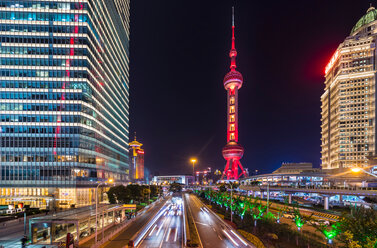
232, 6, 235, 27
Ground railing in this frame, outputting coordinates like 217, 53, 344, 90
240, 184, 377, 196
91, 218, 135, 248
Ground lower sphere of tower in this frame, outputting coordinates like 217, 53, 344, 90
222, 142, 244, 159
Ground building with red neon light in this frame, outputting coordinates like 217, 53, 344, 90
221, 8, 247, 180
129, 134, 145, 181
321, 5, 377, 174
0, 0, 131, 209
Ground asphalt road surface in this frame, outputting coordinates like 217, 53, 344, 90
101, 196, 170, 248
185, 193, 254, 248
136, 196, 184, 248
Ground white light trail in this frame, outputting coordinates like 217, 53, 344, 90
223, 230, 239, 247
149, 224, 157, 236
165, 228, 172, 242
174, 228, 178, 242
230, 230, 248, 246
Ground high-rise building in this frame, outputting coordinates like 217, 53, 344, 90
0, 0, 130, 208
221, 8, 247, 180
321, 6, 377, 173
129, 134, 144, 181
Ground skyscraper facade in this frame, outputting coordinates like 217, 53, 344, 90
321, 6, 377, 173
0, 0, 130, 208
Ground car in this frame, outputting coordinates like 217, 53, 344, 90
283, 213, 294, 219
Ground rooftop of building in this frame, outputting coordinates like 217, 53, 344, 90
272, 162, 320, 174
351, 5, 377, 35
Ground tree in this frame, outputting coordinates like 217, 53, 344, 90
169, 182, 182, 192
219, 184, 227, 193
338, 207, 377, 247
107, 185, 131, 204
292, 205, 312, 231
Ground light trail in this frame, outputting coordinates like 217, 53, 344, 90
134, 203, 169, 247
156, 218, 166, 236
230, 230, 248, 246
223, 229, 239, 247
149, 224, 157, 236
174, 227, 178, 242
165, 227, 172, 241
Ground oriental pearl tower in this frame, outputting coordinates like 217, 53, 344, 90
221, 7, 246, 180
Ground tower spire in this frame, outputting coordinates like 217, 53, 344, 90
230, 6, 237, 71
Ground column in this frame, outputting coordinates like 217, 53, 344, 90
253, 191, 257, 198
288, 194, 292, 204
324, 196, 329, 210
76, 221, 80, 242
339, 195, 343, 203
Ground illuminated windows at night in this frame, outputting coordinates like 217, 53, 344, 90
230, 106, 235, 113
230, 133, 235, 140
230, 124, 235, 131
321, 7, 377, 171
0, 0, 131, 208
230, 115, 235, 122
230, 96, 235, 105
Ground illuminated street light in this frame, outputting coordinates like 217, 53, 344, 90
350, 167, 377, 178
190, 158, 197, 182
95, 178, 115, 243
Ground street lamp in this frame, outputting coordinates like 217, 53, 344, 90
350, 167, 377, 178
95, 178, 114, 244
229, 181, 238, 223
190, 158, 197, 183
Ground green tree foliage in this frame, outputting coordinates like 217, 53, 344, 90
169, 182, 182, 192
292, 205, 312, 230
219, 184, 227, 192
107, 184, 160, 204
107, 185, 131, 204
338, 207, 377, 247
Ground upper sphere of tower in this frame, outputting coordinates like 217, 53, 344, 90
351, 5, 377, 35
223, 70, 243, 90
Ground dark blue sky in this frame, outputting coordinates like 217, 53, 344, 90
128, 1, 373, 176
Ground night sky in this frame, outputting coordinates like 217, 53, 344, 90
128, 1, 374, 176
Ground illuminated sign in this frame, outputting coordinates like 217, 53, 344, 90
325, 50, 339, 75
123, 204, 137, 210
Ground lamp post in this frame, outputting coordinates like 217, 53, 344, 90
229, 181, 238, 223
230, 183, 233, 223
190, 158, 197, 184
95, 178, 113, 244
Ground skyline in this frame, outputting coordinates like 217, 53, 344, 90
129, 0, 376, 175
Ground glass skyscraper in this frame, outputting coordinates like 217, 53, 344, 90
0, 0, 130, 208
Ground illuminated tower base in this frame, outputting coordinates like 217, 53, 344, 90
222, 142, 246, 180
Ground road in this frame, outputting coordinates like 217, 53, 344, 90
0, 217, 28, 247
136, 196, 184, 248
185, 193, 254, 248
98, 196, 170, 248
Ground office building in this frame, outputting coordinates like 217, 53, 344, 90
0, 0, 130, 208
321, 6, 377, 173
